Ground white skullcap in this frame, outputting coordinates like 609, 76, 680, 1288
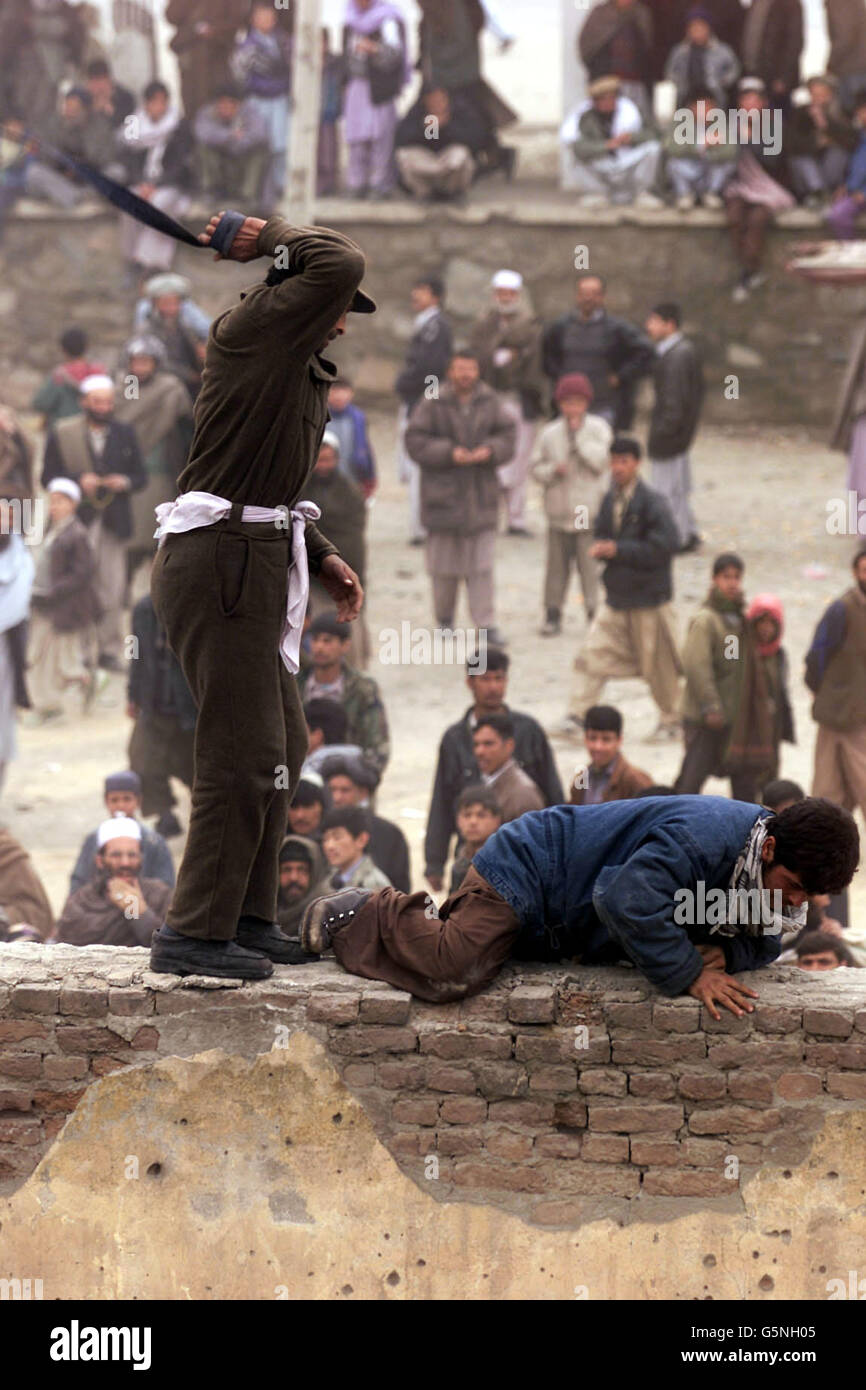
96, 816, 142, 849
321, 430, 341, 454
492, 269, 523, 291
80, 374, 114, 396
47, 477, 81, 504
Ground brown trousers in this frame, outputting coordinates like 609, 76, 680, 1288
332, 865, 521, 1002
150, 508, 308, 940
726, 197, 773, 274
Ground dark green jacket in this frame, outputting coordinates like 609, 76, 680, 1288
177, 218, 367, 574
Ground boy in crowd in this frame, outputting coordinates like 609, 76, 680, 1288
793, 931, 856, 970
570, 704, 652, 804
531, 372, 612, 635
449, 785, 503, 894
303, 697, 365, 775
321, 753, 411, 892
287, 776, 326, 840
320, 806, 391, 891
327, 377, 377, 497
69, 771, 175, 894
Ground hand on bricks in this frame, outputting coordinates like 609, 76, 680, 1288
687, 968, 758, 1021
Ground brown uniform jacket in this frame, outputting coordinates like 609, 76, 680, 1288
406, 381, 516, 534
56, 876, 172, 948
570, 755, 653, 805
177, 219, 367, 573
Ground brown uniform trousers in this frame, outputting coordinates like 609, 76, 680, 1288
151, 506, 308, 941
332, 866, 521, 1002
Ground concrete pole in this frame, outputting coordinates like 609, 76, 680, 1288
286, 0, 324, 224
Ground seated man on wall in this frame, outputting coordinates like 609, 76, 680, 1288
569, 704, 652, 804
394, 85, 490, 202
56, 817, 173, 948
300, 796, 859, 1018
560, 75, 662, 209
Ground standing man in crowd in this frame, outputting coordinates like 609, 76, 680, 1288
148, 211, 372, 981
741, 0, 804, 104
395, 276, 453, 545
297, 614, 390, 776
532, 373, 612, 636
565, 437, 682, 740
166, 0, 250, 119
675, 552, 753, 797
645, 301, 704, 553
425, 647, 564, 891
570, 704, 652, 804
407, 349, 515, 644
831, 263, 866, 509
542, 274, 653, 430
664, 8, 740, 109
470, 269, 545, 537
321, 752, 411, 892
472, 714, 545, 821
826, 0, 866, 113
31, 327, 106, 429
578, 0, 655, 120
806, 546, 866, 824
41, 374, 147, 674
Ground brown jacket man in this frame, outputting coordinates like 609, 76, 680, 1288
570, 754, 653, 805
57, 876, 172, 948
486, 761, 545, 821
406, 378, 516, 535
0, 826, 54, 940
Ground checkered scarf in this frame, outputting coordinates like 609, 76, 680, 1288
711, 817, 807, 942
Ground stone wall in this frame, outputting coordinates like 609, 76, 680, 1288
3, 203, 865, 431
2, 943, 866, 1233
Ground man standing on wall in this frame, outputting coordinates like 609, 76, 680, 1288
149, 211, 375, 981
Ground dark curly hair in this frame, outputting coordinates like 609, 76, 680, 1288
765, 798, 859, 895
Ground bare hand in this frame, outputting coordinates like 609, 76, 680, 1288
102, 474, 129, 492
199, 212, 268, 262
107, 877, 144, 915
78, 472, 101, 498
452, 446, 473, 465
687, 967, 758, 1020
319, 554, 364, 622
590, 539, 616, 559
704, 710, 726, 730
555, 461, 569, 477
470, 446, 492, 462
137, 183, 156, 200
427, 873, 444, 893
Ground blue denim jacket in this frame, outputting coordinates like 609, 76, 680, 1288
473, 796, 779, 996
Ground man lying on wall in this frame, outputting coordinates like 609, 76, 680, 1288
300, 796, 859, 1018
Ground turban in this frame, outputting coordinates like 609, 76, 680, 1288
80, 374, 114, 396
97, 816, 142, 848
492, 269, 523, 290
47, 478, 81, 504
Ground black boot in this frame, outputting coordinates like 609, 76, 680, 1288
236, 916, 318, 965
150, 925, 273, 980
301, 888, 374, 955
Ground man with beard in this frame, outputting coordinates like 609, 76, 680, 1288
56, 817, 172, 947
115, 336, 194, 580
470, 269, 545, 537
807, 546, 866, 824
42, 375, 147, 673
276, 834, 327, 938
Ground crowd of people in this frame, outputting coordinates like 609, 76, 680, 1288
0, 6, 863, 995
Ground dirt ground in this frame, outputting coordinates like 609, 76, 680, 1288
7, 412, 865, 930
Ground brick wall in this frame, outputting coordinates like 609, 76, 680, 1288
2, 943, 866, 1225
